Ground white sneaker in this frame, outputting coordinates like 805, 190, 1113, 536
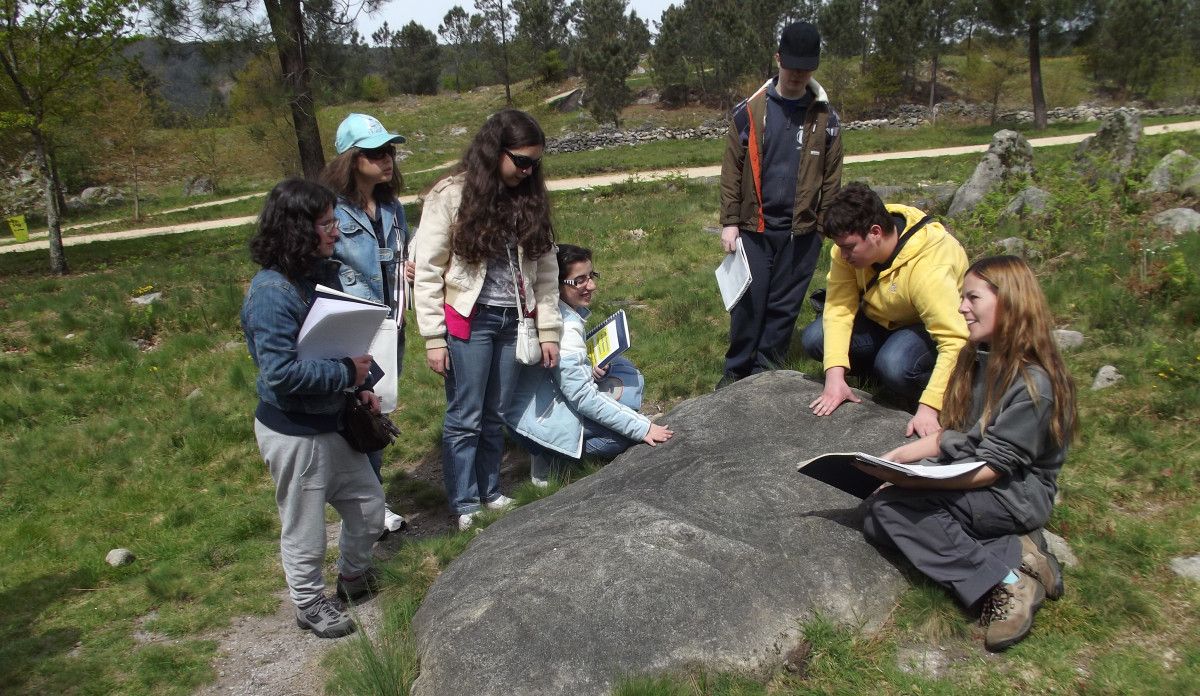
457, 511, 479, 531
383, 506, 407, 533
484, 494, 515, 510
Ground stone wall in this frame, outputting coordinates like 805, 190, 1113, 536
546, 102, 1200, 152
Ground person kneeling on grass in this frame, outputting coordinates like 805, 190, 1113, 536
507, 244, 674, 486
855, 255, 1076, 652
241, 178, 385, 639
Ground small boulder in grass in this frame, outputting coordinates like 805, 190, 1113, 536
130, 292, 162, 306
1053, 329, 1084, 351
1044, 531, 1078, 568
1092, 365, 1124, 390
1170, 555, 1200, 582
627, 228, 647, 241
106, 548, 135, 567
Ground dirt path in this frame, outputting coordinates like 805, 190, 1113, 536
4, 120, 1196, 257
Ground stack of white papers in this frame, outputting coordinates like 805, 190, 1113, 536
715, 237, 751, 311
297, 285, 389, 360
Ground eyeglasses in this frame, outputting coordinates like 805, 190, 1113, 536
316, 218, 340, 232
504, 149, 541, 171
360, 145, 395, 161
561, 271, 599, 287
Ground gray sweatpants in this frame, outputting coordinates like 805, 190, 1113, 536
255, 420, 384, 608
862, 486, 1023, 607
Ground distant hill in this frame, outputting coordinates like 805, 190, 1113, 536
122, 38, 251, 116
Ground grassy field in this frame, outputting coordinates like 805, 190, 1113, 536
0, 123, 1197, 694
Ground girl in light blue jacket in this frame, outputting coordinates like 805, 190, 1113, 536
508, 244, 674, 486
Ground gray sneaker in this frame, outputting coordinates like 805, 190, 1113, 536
295, 595, 355, 639
336, 567, 382, 604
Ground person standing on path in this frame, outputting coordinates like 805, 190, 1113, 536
413, 109, 563, 532
716, 20, 843, 389
241, 179, 385, 639
321, 113, 413, 537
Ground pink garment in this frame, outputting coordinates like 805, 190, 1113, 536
444, 303, 477, 340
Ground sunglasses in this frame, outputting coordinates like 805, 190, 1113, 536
360, 145, 395, 161
504, 149, 541, 171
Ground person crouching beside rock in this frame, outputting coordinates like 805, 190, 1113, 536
241, 178, 385, 639
507, 244, 674, 486
856, 255, 1077, 652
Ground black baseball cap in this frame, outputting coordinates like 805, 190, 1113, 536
778, 21, 820, 71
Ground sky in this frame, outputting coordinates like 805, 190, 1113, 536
355, 0, 679, 41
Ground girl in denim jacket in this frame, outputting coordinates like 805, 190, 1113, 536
241, 179, 385, 639
321, 113, 412, 535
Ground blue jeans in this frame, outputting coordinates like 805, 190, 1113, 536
800, 314, 937, 404
443, 305, 519, 515
582, 421, 637, 459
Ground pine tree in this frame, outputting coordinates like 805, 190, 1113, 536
576, 0, 643, 127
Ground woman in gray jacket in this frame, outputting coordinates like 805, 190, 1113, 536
855, 256, 1077, 653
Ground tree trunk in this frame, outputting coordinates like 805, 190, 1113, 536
264, 0, 325, 179
31, 128, 67, 275
132, 150, 141, 221
1028, 13, 1047, 130
928, 51, 939, 116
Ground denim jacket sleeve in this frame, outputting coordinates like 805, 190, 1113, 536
554, 334, 650, 442
243, 278, 353, 397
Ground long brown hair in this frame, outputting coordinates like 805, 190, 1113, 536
941, 256, 1077, 445
249, 178, 337, 282
319, 148, 402, 211
448, 109, 554, 264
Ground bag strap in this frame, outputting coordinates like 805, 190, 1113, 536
861, 214, 933, 298
505, 244, 533, 318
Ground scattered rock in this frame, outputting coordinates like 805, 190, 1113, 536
106, 548, 135, 566
1044, 531, 1078, 567
1141, 150, 1200, 194
1152, 208, 1200, 236
64, 333, 76, 340
448, 126, 467, 137
996, 237, 1026, 257
702, 225, 721, 236
224, 340, 244, 352
183, 176, 215, 197
130, 291, 162, 305
80, 186, 124, 206
1179, 173, 1200, 198
895, 644, 960, 679
1002, 186, 1050, 219
1091, 365, 1123, 390
186, 388, 203, 400
1076, 109, 1142, 184
1053, 330, 1084, 351
1169, 555, 1200, 582
411, 371, 910, 696
948, 130, 1034, 217
627, 228, 647, 241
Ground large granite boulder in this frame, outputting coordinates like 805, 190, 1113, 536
411, 371, 911, 696
948, 129, 1034, 217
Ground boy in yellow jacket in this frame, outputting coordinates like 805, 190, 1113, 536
801, 183, 968, 437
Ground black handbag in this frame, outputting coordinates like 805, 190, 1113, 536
340, 392, 401, 453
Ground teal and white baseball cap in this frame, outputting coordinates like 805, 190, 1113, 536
334, 113, 406, 154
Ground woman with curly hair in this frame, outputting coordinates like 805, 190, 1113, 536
857, 255, 1077, 652
320, 113, 412, 536
413, 109, 562, 531
241, 178, 385, 639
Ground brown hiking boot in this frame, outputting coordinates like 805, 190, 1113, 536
980, 570, 1045, 652
1020, 530, 1064, 600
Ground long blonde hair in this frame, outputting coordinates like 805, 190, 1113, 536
941, 256, 1077, 445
